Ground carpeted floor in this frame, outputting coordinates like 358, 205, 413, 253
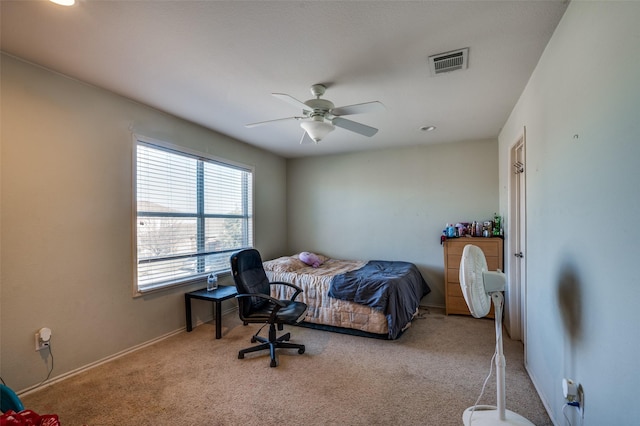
21, 308, 551, 425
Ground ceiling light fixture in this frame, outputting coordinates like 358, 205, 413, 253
50, 0, 76, 6
420, 125, 436, 132
300, 117, 335, 142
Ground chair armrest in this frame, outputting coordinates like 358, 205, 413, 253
236, 293, 286, 308
269, 281, 303, 301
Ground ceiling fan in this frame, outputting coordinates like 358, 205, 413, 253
245, 84, 384, 144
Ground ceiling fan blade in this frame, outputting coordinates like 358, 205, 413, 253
332, 117, 379, 137
245, 116, 304, 128
331, 101, 385, 116
272, 93, 313, 112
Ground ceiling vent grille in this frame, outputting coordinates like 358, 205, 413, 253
428, 48, 469, 76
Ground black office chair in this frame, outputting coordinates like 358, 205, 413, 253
230, 249, 307, 367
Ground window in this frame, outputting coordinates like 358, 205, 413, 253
134, 138, 253, 293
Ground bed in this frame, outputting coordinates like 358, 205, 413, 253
263, 253, 431, 339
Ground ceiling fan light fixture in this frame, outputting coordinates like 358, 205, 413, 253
49, 0, 76, 6
250, 85, 381, 144
300, 119, 334, 142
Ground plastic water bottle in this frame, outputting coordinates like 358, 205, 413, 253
207, 273, 218, 291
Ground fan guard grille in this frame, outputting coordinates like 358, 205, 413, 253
459, 244, 492, 318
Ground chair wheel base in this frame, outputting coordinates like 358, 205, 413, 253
237, 323, 305, 367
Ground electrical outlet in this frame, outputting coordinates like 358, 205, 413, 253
562, 378, 579, 402
35, 333, 48, 351
577, 384, 584, 418
562, 378, 584, 420
35, 327, 52, 351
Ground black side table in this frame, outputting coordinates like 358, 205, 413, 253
185, 285, 238, 339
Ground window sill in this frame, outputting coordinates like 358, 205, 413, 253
133, 269, 232, 298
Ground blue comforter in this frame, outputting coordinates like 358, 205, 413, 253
328, 260, 430, 339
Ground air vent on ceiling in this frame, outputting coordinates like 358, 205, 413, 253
428, 48, 469, 76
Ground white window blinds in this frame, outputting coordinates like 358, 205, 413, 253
135, 140, 253, 292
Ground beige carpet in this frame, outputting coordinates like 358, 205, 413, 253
22, 308, 551, 426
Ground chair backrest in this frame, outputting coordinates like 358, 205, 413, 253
230, 249, 271, 317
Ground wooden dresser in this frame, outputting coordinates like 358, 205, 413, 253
443, 237, 503, 317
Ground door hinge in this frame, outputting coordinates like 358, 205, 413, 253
513, 162, 524, 174
514, 252, 524, 258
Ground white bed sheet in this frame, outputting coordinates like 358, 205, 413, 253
264, 256, 389, 335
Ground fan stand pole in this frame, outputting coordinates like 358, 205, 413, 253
462, 291, 535, 426
493, 292, 507, 421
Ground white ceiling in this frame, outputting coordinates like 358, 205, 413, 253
1, 0, 567, 158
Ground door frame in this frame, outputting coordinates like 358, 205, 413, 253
507, 129, 527, 344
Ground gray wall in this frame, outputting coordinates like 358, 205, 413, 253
498, 2, 640, 424
287, 141, 500, 307
0, 54, 288, 391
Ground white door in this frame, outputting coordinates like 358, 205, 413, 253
507, 131, 527, 344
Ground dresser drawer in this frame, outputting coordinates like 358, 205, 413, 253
443, 237, 502, 318
447, 256, 500, 271
445, 240, 501, 257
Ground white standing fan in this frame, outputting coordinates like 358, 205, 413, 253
459, 244, 534, 426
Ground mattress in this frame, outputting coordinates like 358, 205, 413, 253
264, 254, 429, 339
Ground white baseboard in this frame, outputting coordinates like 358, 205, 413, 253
19, 307, 239, 396
525, 363, 557, 425
188, 306, 237, 328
